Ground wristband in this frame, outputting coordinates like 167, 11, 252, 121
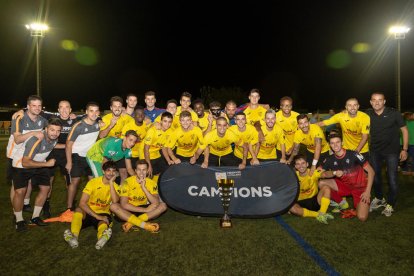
402, 149, 408, 152
312, 159, 318, 166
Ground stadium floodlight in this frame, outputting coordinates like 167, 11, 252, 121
26, 22, 49, 97
388, 25, 410, 111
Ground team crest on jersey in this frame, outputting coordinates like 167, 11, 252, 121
38, 121, 42, 126
108, 151, 116, 156
334, 161, 338, 166
68, 119, 72, 124
26, 123, 30, 127
42, 146, 46, 150
346, 159, 350, 164
85, 128, 88, 132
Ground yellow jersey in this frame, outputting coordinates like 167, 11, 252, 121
293, 124, 330, 154
120, 176, 158, 206
257, 125, 285, 160
144, 127, 173, 159
167, 126, 205, 157
154, 113, 180, 130
198, 112, 216, 133
297, 169, 322, 201
275, 110, 299, 151
229, 125, 258, 159
322, 111, 370, 153
201, 130, 240, 157
82, 177, 120, 214
100, 113, 133, 138
244, 105, 267, 126
121, 120, 151, 158
175, 106, 199, 123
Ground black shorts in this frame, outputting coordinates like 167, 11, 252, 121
276, 150, 291, 161
209, 153, 238, 167
82, 213, 112, 229
7, 158, 14, 182
258, 158, 278, 162
297, 195, 320, 212
47, 149, 67, 177
306, 150, 330, 167
151, 157, 169, 175
13, 167, 50, 190
176, 154, 192, 163
71, 154, 92, 178
115, 158, 126, 169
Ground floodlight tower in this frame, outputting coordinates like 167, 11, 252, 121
26, 23, 49, 97
389, 25, 410, 111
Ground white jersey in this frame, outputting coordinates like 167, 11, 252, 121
12, 134, 57, 168
67, 119, 100, 157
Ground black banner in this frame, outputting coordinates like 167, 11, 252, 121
159, 161, 299, 218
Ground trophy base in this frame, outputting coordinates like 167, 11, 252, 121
220, 218, 232, 228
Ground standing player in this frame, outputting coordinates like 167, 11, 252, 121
63, 161, 119, 249
366, 92, 408, 216
175, 92, 199, 124
287, 114, 330, 175
144, 91, 165, 122
121, 106, 151, 168
317, 98, 370, 159
164, 111, 205, 164
243, 89, 268, 126
275, 96, 300, 159
110, 160, 166, 233
65, 102, 101, 212
154, 99, 180, 130
12, 118, 63, 231
256, 109, 286, 162
144, 112, 174, 179
7, 95, 48, 213
224, 100, 238, 126
229, 112, 260, 169
196, 117, 244, 168
193, 99, 211, 134
319, 134, 375, 222
124, 93, 138, 117
99, 96, 133, 139
289, 155, 333, 224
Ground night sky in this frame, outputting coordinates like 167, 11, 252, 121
1, 0, 413, 111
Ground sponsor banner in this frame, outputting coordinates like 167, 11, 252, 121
159, 161, 299, 218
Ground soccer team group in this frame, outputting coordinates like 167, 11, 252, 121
6, 89, 409, 249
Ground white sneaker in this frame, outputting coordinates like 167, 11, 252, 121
64, 229, 79, 248
381, 204, 394, 217
370, 197, 386, 212
95, 228, 112, 250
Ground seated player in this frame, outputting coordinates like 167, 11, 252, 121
319, 134, 374, 222
289, 155, 333, 224
63, 161, 119, 250
110, 160, 166, 233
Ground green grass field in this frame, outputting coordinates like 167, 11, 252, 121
1, 140, 413, 275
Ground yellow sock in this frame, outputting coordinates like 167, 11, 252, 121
138, 213, 149, 222
303, 208, 318, 218
97, 223, 108, 239
127, 215, 144, 228
71, 212, 83, 237
319, 197, 330, 214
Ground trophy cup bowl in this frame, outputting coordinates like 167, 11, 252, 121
217, 178, 235, 228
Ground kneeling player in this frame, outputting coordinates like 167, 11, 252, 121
289, 155, 333, 224
110, 160, 166, 233
319, 134, 374, 222
63, 161, 119, 250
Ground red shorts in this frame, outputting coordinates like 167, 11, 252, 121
331, 178, 366, 208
